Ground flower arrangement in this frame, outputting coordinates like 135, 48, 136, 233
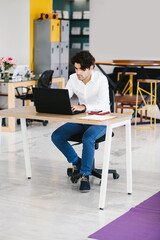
0, 57, 16, 79
0, 57, 16, 71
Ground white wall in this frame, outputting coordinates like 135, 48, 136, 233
0, 0, 30, 67
90, 0, 160, 63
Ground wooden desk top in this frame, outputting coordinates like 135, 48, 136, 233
0, 106, 131, 126
0, 77, 65, 84
96, 60, 160, 66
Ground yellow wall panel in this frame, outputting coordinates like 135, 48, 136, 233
30, 0, 52, 71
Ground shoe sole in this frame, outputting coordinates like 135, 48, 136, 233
80, 189, 90, 193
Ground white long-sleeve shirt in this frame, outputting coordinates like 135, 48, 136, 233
66, 70, 110, 112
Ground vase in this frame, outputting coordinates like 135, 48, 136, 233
3, 71, 10, 80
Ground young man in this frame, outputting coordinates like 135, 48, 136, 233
51, 51, 110, 192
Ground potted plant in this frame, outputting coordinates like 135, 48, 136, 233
0, 57, 16, 80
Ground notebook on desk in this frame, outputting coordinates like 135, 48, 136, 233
32, 88, 85, 115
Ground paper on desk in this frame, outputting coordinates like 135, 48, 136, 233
78, 115, 117, 121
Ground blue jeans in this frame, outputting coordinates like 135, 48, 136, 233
51, 123, 106, 176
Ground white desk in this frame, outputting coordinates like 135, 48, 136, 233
0, 106, 132, 209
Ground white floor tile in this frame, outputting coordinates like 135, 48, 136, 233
0, 120, 160, 240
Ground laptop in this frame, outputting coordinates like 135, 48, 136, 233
32, 88, 85, 115
12, 65, 30, 78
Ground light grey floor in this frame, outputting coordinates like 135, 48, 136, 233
0, 118, 160, 240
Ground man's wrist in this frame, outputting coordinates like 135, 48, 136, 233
82, 104, 86, 111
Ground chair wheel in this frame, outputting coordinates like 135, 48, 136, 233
113, 173, 120, 179
67, 168, 72, 177
43, 120, 48, 126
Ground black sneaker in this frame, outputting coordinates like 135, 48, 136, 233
71, 157, 81, 175
67, 158, 81, 177
70, 173, 81, 183
79, 175, 90, 193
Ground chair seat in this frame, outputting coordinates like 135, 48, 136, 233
115, 95, 149, 122
15, 70, 53, 127
115, 95, 144, 105
68, 132, 114, 144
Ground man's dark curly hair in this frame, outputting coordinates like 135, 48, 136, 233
71, 51, 95, 70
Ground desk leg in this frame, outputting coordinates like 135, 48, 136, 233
99, 125, 112, 210
21, 118, 32, 179
58, 80, 65, 89
0, 117, 2, 147
8, 83, 16, 132
125, 119, 132, 194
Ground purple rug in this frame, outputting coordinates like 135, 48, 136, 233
89, 191, 160, 240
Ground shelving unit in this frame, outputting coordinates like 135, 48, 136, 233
34, 19, 69, 81
53, 0, 90, 75
69, 18, 89, 50
69, 17, 89, 74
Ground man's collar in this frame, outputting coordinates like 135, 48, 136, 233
90, 70, 95, 82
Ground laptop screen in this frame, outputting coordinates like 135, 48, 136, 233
32, 88, 74, 115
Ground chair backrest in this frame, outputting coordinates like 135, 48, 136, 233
109, 83, 115, 113
38, 70, 54, 88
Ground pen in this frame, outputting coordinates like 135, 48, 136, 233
88, 111, 110, 115
89, 111, 102, 113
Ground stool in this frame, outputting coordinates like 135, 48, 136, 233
117, 72, 137, 96
115, 95, 146, 122
135, 79, 160, 130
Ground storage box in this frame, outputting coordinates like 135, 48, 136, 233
71, 27, 81, 35
63, 11, 69, 19
55, 10, 62, 19
72, 11, 82, 19
83, 11, 90, 19
83, 27, 89, 35
72, 43, 81, 49
83, 43, 89, 51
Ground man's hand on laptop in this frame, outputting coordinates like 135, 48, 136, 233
71, 105, 86, 112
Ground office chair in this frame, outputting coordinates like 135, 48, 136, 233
67, 85, 120, 180
15, 70, 54, 103
15, 70, 54, 126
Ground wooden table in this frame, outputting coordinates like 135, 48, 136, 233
0, 106, 132, 209
96, 60, 160, 67
96, 60, 160, 91
0, 77, 65, 132
96, 60, 160, 117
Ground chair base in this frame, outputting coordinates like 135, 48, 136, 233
67, 167, 120, 180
